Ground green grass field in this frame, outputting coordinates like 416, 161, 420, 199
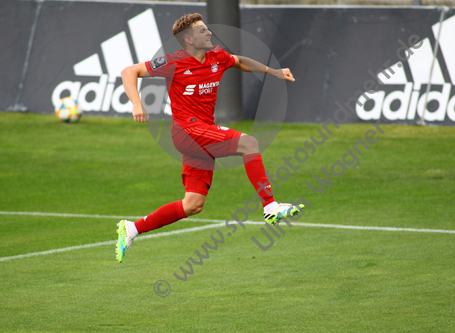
1, 112, 454, 332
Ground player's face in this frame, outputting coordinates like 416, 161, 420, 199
190, 21, 213, 50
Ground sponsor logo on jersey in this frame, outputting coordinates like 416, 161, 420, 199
183, 85, 197, 95
211, 63, 219, 73
184, 69, 192, 75
51, 9, 172, 115
218, 126, 229, 131
199, 81, 220, 95
356, 15, 455, 123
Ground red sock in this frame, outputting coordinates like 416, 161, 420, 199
243, 153, 275, 207
135, 200, 187, 234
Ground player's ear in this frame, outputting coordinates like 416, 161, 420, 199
184, 34, 193, 46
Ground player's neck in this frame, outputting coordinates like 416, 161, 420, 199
193, 53, 205, 63
185, 47, 208, 63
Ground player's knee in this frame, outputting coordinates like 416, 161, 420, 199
188, 202, 204, 216
240, 135, 259, 154
248, 136, 259, 150
194, 203, 204, 215
183, 195, 205, 216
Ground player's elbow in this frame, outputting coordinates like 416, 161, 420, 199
121, 66, 134, 79
122, 64, 144, 80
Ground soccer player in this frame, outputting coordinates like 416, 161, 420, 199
116, 13, 303, 263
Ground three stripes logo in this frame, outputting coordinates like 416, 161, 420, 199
356, 14, 455, 123
51, 9, 171, 115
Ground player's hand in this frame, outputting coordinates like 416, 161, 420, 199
280, 68, 295, 82
272, 68, 295, 82
132, 103, 149, 122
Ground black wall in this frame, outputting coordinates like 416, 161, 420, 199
3, 0, 455, 126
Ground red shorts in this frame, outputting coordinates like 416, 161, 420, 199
172, 120, 242, 195
183, 175, 211, 196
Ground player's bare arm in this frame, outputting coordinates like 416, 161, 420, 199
121, 62, 150, 123
232, 55, 295, 82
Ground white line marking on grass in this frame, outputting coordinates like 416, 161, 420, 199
1, 210, 454, 262
243, 221, 455, 234
1, 211, 454, 234
0, 211, 145, 220
0, 223, 223, 262
0, 211, 222, 223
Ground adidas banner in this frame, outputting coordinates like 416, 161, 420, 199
2, 0, 455, 126
242, 6, 455, 126
9, 0, 206, 118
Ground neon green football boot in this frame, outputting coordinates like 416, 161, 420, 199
115, 220, 135, 263
264, 203, 305, 224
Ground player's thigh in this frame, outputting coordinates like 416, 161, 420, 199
183, 192, 206, 207
182, 170, 212, 196
202, 125, 242, 158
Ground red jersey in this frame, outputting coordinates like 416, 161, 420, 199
145, 46, 235, 129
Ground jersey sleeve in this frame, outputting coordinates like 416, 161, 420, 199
222, 50, 236, 69
210, 46, 236, 70
146, 54, 176, 78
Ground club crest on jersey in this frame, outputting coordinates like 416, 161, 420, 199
151, 56, 167, 70
211, 63, 219, 73
218, 126, 229, 131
